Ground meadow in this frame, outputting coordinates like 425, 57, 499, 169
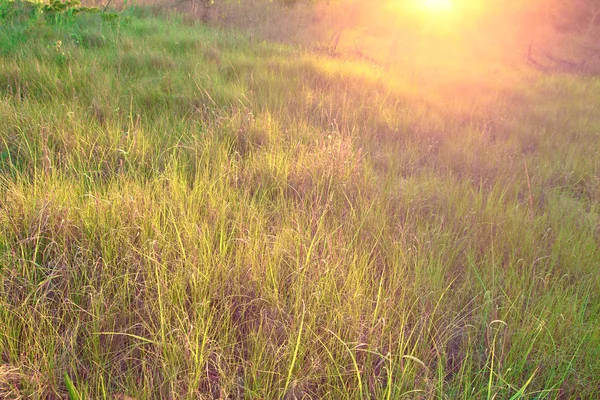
0, 1, 599, 398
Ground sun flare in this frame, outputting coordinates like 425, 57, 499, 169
422, 0, 454, 11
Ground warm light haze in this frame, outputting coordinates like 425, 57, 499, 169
422, 0, 454, 12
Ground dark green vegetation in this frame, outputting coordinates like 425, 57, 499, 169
1, 1, 599, 398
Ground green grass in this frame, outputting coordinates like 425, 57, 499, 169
0, 1, 599, 398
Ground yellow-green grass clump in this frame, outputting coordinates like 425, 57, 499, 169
0, 2, 599, 398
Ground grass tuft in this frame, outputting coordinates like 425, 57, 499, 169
0, 1, 599, 398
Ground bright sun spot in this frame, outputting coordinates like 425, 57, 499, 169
422, 0, 454, 11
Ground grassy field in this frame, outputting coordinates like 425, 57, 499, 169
1, 1, 599, 398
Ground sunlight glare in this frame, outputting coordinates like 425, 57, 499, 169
422, 0, 454, 12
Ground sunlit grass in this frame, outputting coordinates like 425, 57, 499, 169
0, 1, 599, 398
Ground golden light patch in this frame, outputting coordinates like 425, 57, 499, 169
422, 0, 454, 12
